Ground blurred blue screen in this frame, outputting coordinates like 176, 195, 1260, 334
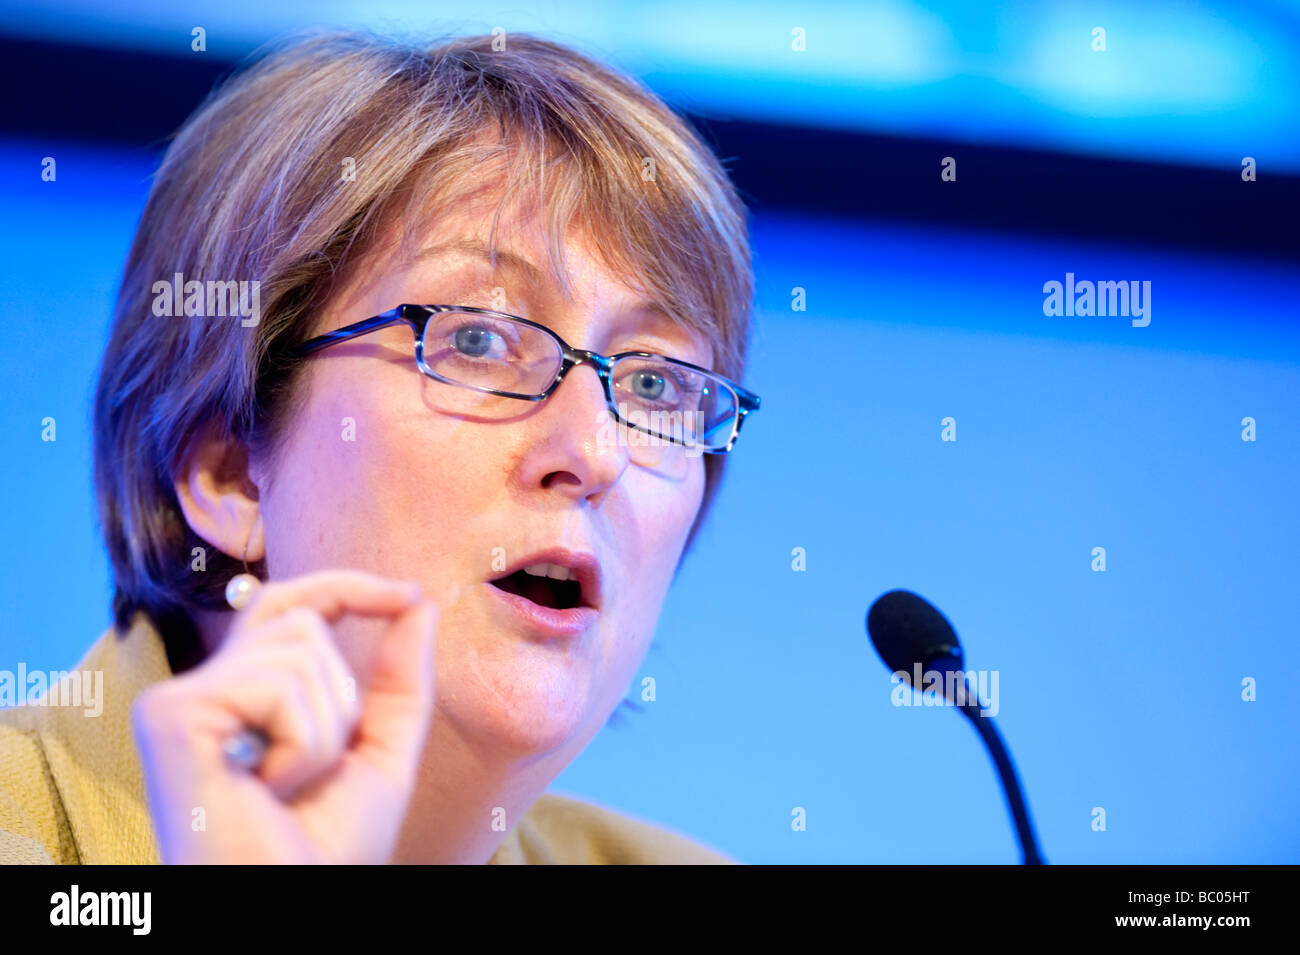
1, 133, 1295, 862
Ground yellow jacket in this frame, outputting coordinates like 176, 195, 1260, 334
0, 612, 734, 865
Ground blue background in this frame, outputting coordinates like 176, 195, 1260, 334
1, 1, 1297, 863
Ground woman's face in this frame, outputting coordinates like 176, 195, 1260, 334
251, 188, 708, 759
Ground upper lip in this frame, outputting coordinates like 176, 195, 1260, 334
489, 547, 604, 611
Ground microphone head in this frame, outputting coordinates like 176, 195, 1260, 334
866, 589, 964, 674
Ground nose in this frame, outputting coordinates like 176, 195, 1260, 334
516, 358, 628, 506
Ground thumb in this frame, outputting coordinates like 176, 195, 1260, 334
351, 599, 438, 778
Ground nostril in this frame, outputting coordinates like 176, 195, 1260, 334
540, 470, 583, 491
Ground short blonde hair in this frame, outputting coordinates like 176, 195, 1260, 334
94, 29, 755, 669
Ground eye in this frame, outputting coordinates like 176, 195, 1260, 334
630, 368, 671, 401
615, 362, 696, 408
452, 324, 507, 360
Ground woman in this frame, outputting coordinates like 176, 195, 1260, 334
0, 28, 759, 864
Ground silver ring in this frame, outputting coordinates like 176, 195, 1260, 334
222, 727, 270, 772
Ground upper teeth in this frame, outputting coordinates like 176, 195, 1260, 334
525, 563, 574, 581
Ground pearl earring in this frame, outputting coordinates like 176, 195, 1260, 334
224, 520, 262, 610
220, 517, 270, 773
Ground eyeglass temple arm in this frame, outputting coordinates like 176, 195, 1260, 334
289, 306, 411, 357
733, 386, 761, 413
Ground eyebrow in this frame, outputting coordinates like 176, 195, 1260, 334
416, 238, 545, 287
414, 237, 671, 319
410, 239, 717, 369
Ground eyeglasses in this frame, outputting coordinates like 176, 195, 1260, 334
286, 304, 761, 454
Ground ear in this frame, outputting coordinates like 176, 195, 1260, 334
174, 424, 265, 564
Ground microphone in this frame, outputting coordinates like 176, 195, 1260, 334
866, 589, 1046, 865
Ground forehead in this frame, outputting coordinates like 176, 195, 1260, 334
396, 184, 625, 297
350, 184, 713, 361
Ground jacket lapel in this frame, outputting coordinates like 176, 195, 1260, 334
38, 613, 169, 864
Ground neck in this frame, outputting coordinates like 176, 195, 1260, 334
387, 712, 562, 864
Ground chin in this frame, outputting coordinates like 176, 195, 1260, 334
437, 661, 609, 757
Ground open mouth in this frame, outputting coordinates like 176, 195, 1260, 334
489, 565, 585, 611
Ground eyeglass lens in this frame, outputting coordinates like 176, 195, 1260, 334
416, 310, 738, 453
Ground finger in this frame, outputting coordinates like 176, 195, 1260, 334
349, 600, 438, 779
222, 605, 364, 735
197, 631, 356, 799
249, 669, 325, 801
246, 609, 363, 798
235, 569, 423, 633
150, 652, 322, 792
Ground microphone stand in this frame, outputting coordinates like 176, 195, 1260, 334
932, 652, 1046, 865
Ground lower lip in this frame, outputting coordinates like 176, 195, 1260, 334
485, 582, 599, 638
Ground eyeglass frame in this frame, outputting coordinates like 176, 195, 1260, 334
285, 303, 761, 454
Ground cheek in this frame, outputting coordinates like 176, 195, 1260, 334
262, 366, 493, 581
612, 457, 705, 614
